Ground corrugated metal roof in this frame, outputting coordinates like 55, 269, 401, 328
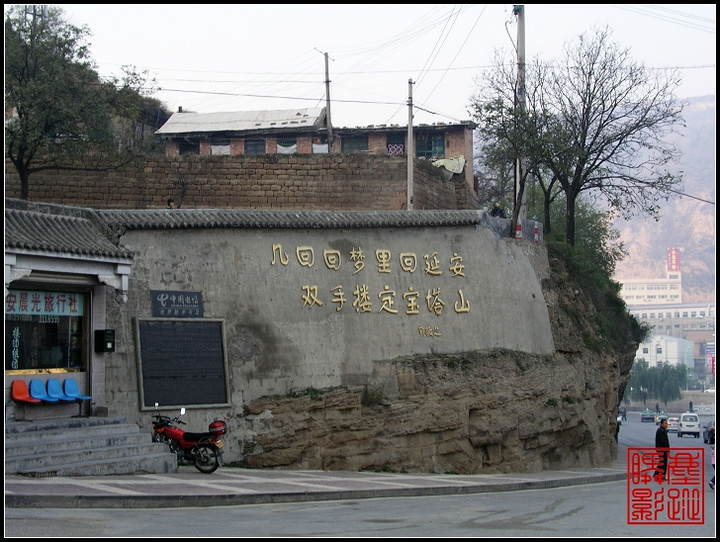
96, 209, 486, 231
155, 108, 326, 135
5, 199, 133, 259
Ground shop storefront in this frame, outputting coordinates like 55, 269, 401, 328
4, 199, 133, 421
6, 289, 87, 372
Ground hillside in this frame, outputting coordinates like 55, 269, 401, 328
613, 95, 716, 303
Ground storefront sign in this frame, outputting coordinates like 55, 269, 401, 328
5, 290, 84, 316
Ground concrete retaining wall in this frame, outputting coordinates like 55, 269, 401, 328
97, 210, 553, 465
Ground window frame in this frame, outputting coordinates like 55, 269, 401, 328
244, 137, 266, 155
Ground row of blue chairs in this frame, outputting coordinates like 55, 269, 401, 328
11, 378, 92, 420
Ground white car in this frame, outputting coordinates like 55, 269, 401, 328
677, 412, 701, 438
666, 417, 679, 433
704, 388, 715, 394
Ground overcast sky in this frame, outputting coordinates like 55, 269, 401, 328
54, 4, 716, 127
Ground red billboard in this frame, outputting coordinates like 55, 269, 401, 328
667, 247, 681, 272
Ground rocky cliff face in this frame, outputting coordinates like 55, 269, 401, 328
235, 245, 638, 474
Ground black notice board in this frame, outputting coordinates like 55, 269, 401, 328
136, 318, 229, 408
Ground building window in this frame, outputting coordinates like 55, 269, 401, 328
387, 133, 405, 154
178, 141, 200, 155
277, 136, 297, 154
416, 133, 445, 159
642, 347, 649, 354
312, 136, 329, 154
5, 289, 86, 372
210, 138, 231, 155
656, 344, 663, 354
245, 138, 266, 155
341, 135, 368, 153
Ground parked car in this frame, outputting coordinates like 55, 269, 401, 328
704, 388, 716, 394
666, 417, 679, 433
641, 409, 655, 423
703, 420, 715, 444
677, 412, 701, 438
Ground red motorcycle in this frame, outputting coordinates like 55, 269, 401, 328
151, 403, 228, 474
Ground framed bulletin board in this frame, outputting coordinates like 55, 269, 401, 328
135, 318, 230, 409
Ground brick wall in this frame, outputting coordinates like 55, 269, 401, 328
5, 154, 478, 211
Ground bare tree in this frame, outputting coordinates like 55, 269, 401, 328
471, 51, 559, 231
471, 27, 685, 245
167, 155, 207, 208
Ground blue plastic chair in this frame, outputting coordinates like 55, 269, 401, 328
63, 377, 92, 400
28, 379, 59, 402
47, 378, 75, 402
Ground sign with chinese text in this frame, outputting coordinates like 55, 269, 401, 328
151, 291, 203, 318
666, 247, 681, 272
5, 290, 84, 316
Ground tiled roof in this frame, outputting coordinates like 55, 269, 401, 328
5, 199, 133, 259
6, 199, 491, 259
96, 209, 487, 231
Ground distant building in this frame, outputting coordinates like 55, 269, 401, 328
620, 247, 715, 383
635, 334, 694, 370
154, 107, 476, 193
618, 247, 683, 306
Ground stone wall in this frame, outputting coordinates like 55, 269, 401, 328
4, 154, 477, 211
91, 209, 632, 475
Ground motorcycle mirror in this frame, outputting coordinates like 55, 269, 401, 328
154, 402, 159, 410
180, 407, 186, 416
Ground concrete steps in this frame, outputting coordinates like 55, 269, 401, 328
5, 417, 178, 476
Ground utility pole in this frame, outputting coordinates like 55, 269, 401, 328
407, 79, 414, 211
324, 52, 334, 153
513, 5, 526, 222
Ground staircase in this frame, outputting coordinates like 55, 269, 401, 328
5, 417, 178, 476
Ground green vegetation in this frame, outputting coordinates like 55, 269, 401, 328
5, 5, 170, 199
304, 388, 321, 400
625, 359, 688, 407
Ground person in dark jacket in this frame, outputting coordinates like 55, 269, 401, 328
489, 202, 506, 218
654, 417, 670, 483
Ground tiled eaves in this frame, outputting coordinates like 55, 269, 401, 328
5, 199, 133, 259
5, 198, 491, 261
96, 209, 487, 231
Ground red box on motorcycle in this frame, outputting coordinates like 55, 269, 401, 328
209, 420, 228, 436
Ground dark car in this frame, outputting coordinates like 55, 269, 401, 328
641, 409, 655, 423
703, 420, 715, 444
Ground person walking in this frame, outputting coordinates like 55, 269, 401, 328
654, 417, 670, 483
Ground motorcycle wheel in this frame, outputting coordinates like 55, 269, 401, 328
191, 443, 220, 474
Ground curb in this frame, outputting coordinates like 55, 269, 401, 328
4, 469, 627, 509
